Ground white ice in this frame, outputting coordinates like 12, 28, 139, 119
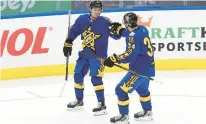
0, 70, 206, 124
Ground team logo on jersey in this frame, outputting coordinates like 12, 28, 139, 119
82, 26, 101, 51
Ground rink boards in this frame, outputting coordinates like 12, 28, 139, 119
1, 7, 206, 80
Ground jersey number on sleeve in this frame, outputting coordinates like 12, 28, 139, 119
144, 37, 153, 57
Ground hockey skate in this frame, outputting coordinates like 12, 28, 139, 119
134, 110, 153, 121
67, 99, 84, 110
92, 100, 107, 116
110, 114, 130, 124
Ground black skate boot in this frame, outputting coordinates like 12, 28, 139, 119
110, 114, 129, 124
134, 110, 153, 121
92, 100, 107, 116
67, 99, 84, 110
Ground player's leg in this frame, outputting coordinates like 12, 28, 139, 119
89, 59, 107, 116
110, 72, 134, 124
67, 57, 89, 110
134, 77, 153, 121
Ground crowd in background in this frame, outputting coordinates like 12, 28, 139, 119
72, 0, 206, 10
1, 0, 206, 16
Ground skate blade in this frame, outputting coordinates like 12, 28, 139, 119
134, 116, 153, 121
67, 106, 84, 111
93, 109, 107, 116
110, 120, 130, 124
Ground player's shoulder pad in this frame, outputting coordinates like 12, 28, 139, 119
76, 14, 89, 23
102, 16, 113, 23
78, 14, 89, 19
138, 25, 149, 33
135, 26, 149, 38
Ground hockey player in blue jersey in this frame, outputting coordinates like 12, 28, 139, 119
104, 12, 155, 123
63, 1, 121, 116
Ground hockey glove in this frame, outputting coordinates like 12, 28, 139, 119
110, 22, 126, 36
63, 38, 73, 57
104, 54, 118, 67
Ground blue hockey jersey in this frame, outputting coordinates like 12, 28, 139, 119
67, 14, 120, 58
116, 25, 155, 77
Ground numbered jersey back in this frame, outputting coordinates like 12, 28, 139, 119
130, 25, 155, 77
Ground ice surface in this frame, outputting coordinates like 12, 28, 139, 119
0, 70, 206, 124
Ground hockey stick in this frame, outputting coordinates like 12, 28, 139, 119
59, 9, 72, 97
65, 9, 72, 81
80, 51, 163, 84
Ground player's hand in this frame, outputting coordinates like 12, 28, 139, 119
63, 39, 73, 57
110, 22, 122, 29
104, 54, 118, 67
110, 22, 126, 36
110, 22, 121, 34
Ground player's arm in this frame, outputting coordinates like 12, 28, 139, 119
110, 22, 128, 37
115, 35, 140, 63
104, 35, 141, 67
102, 16, 121, 40
65, 15, 82, 43
109, 31, 121, 40
63, 16, 82, 57
117, 36, 140, 63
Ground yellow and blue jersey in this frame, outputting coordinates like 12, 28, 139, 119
116, 25, 155, 77
67, 14, 120, 58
